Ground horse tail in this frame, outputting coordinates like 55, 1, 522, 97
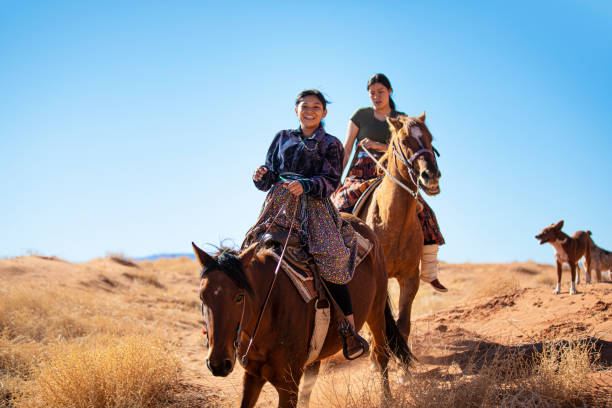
384, 297, 416, 367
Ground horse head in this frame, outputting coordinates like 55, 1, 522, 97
387, 112, 441, 196
192, 242, 257, 377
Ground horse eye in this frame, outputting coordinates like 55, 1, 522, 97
235, 294, 244, 303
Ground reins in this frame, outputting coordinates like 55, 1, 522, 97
236, 188, 300, 366
199, 185, 301, 366
361, 145, 420, 199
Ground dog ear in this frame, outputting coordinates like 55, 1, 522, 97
555, 220, 564, 230
417, 111, 426, 123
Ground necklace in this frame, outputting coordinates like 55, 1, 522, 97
300, 136, 318, 152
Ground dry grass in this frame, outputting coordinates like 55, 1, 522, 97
0, 287, 138, 342
106, 252, 139, 268
17, 335, 181, 408
0, 259, 201, 408
317, 339, 605, 408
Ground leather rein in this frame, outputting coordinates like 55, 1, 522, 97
200, 187, 299, 367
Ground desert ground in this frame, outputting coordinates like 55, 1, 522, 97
1, 255, 610, 407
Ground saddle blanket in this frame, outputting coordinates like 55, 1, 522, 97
267, 230, 373, 303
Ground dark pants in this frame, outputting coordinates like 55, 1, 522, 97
325, 281, 353, 316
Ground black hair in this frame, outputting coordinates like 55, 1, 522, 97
295, 89, 330, 110
367, 73, 396, 111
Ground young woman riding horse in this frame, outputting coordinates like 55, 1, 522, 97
193, 90, 415, 408
252, 89, 367, 359
331, 73, 448, 292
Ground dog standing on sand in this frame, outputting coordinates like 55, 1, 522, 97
535, 220, 591, 295
587, 233, 612, 282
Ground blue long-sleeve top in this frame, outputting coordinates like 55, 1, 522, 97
254, 126, 344, 200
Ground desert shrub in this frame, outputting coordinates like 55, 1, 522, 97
122, 271, 166, 289
17, 335, 181, 408
318, 338, 602, 408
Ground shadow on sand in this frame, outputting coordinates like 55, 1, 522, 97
420, 336, 612, 374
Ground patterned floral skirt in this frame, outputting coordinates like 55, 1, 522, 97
418, 195, 445, 245
331, 152, 380, 212
252, 185, 358, 284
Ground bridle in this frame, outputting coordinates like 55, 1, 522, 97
200, 189, 299, 367
392, 131, 438, 187
362, 123, 439, 199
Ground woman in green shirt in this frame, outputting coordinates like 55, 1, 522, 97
331, 73, 448, 292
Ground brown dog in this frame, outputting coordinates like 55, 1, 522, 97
587, 233, 612, 283
535, 220, 591, 295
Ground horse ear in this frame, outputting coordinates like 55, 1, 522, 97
555, 220, 564, 230
417, 111, 426, 123
192, 242, 213, 268
387, 116, 403, 132
239, 243, 258, 269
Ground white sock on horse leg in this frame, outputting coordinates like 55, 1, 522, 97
420, 244, 439, 283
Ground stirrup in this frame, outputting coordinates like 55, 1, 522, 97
338, 320, 369, 360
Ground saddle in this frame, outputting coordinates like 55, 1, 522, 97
245, 222, 373, 301
351, 177, 383, 216
243, 220, 373, 364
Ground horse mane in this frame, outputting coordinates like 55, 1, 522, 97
201, 247, 254, 295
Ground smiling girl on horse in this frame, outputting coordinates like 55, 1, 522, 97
331, 73, 448, 292
252, 89, 368, 359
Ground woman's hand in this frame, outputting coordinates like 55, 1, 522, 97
359, 138, 387, 152
253, 166, 268, 182
284, 181, 303, 196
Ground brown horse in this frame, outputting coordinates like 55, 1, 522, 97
193, 214, 414, 408
355, 112, 441, 340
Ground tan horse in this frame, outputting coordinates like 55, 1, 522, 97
193, 214, 414, 408
355, 112, 441, 339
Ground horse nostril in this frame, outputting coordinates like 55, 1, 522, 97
421, 170, 430, 180
224, 359, 233, 372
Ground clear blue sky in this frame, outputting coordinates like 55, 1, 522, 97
1, 1, 610, 263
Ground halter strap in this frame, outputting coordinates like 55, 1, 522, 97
361, 145, 419, 199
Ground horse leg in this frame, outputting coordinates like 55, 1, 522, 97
275, 380, 300, 408
367, 308, 392, 403
396, 272, 420, 340
240, 372, 266, 408
298, 361, 321, 408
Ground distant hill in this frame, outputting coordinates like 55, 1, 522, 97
133, 253, 196, 262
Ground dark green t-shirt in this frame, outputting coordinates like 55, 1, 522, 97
350, 107, 405, 144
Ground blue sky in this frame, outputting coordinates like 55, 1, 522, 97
1, 1, 610, 263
